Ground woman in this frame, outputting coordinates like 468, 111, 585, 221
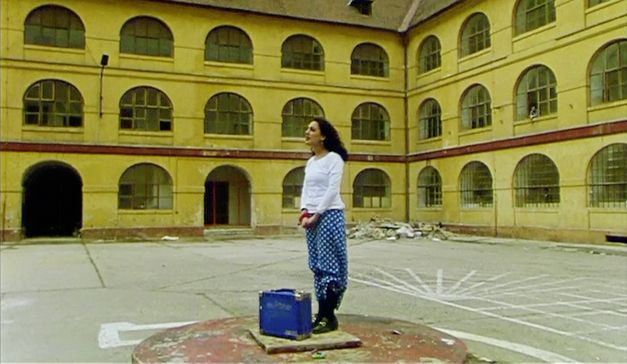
299, 117, 349, 334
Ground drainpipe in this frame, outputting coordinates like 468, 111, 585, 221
402, 32, 410, 223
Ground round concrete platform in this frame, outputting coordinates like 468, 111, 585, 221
132, 314, 468, 363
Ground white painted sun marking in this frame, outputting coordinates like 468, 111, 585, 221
349, 268, 627, 354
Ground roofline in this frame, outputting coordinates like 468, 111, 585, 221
146, 0, 403, 34
403, 0, 465, 33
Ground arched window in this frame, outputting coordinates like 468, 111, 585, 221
516, 65, 557, 120
351, 102, 390, 141
418, 167, 442, 208
460, 161, 493, 207
353, 169, 391, 208
205, 26, 252, 64
351, 43, 389, 77
118, 163, 173, 209
515, 0, 556, 35
282, 167, 305, 208
24, 5, 85, 48
460, 13, 491, 57
589, 0, 611, 6
204, 93, 252, 135
281, 35, 324, 71
418, 36, 441, 73
418, 99, 442, 139
590, 39, 627, 105
514, 154, 560, 207
588, 143, 627, 208
282, 98, 324, 137
23, 80, 83, 127
461, 84, 492, 130
120, 17, 173, 57
119, 87, 172, 131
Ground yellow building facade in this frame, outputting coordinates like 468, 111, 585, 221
1, 0, 625, 242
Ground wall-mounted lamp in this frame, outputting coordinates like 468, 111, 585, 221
99, 53, 109, 118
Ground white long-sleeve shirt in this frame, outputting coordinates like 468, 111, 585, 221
300, 151, 345, 214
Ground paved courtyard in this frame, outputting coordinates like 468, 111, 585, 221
1, 234, 626, 363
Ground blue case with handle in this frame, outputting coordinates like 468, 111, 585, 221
259, 288, 312, 340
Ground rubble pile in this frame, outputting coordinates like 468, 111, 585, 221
347, 217, 450, 241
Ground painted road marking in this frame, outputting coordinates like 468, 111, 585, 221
436, 328, 580, 363
98, 321, 196, 349
350, 269, 627, 353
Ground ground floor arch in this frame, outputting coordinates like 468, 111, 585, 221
22, 161, 83, 238
204, 165, 251, 226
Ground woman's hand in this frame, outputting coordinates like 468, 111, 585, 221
302, 213, 319, 228
298, 210, 310, 226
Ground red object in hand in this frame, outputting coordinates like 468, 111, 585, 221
299, 211, 312, 225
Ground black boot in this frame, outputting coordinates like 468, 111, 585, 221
312, 300, 324, 327
312, 286, 340, 334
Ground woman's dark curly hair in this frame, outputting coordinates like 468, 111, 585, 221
314, 117, 348, 162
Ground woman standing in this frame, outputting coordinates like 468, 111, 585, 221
299, 117, 349, 334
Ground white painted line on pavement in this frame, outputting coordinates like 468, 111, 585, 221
350, 272, 627, 353
446, 270, 476, 294
477, 277, 587, 297
479, 274, 548, 293
454, 272, 513, 296
436, 268, 444, 295
436, 327, 580, 363
375, 267, 428, 295
405, 268, 434, 294
98, 321, 197, 349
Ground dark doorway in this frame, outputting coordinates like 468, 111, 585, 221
205, 181, 229, 225
22, 162, 82, 237
204, 166, 251, 226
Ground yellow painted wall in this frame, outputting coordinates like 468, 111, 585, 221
405, 0, 627, 240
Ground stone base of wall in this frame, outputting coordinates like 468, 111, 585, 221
80, 226, 205, 240
445, 224, 624, 244
253, 225, 282, 236
0, 229, 22, 243
3, 225, 623, 245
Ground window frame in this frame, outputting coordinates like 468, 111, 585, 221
460, 13, 491, 57
418, 36, 441, 73
515, 65, 558, 120
119, 86, 173, 132
588, 143, 627, 208
461, 84, 492, 130
120, 16, 173, 57
588, 0, 611, 7
351, 42, 389, 77
590, 39, 627, 105
205, 26, 253, 64
281, 98, 324, 138
459, 161, 493, 208
351, 102, 391, 141
418, 166, 442, 208
282, 167, 305, 209
24, 5, 85, 49
353, 169, 392, 208
118, 163, 173, 210
515, 0, 556, 35
204, 92, 253, 135
418, 98, 442, 140
513, 154, 561, 208
23, 79, 83, 127
281, 35, 325, 71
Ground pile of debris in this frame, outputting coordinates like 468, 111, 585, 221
347, 217, 451, 241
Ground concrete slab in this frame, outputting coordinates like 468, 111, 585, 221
249, 328, 362, 354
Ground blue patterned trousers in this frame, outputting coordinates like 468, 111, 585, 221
305, 209, 348, 305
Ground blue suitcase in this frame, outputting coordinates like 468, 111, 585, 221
259, 289, 312, 340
